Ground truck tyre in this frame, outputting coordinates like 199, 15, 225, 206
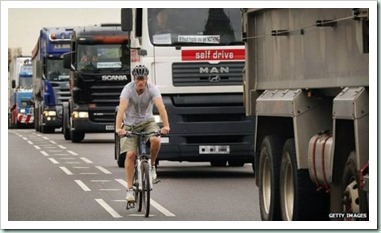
62, 104, 71, 140
280, 138, 329, 220
115, 132, 125, 167
258, 135, 283, 221
342, 152, 369, 220
71, 130, 85, 143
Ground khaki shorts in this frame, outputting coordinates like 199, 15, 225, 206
120, 119, 160, 154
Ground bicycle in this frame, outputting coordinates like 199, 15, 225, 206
121, 130, 161, 217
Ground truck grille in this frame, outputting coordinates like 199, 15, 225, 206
88, 84, 125, 123
52, 83, 70, 104
172, 62, 244, 86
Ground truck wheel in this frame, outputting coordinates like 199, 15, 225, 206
258, 136, 283, 221
62, 105, 71, 140
342, 152, 368, 220
71, 130, 85, 143
115, 131, 125, 167
280, 138, 329, 220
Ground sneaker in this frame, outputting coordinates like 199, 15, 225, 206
150, 167, 157, 182
126, 188, 135, 202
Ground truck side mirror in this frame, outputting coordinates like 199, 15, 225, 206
121, 8, 133, 32
63, 53, 72, 70
12, 80, 16, 88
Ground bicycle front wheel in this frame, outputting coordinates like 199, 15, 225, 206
140, 161, 151, 217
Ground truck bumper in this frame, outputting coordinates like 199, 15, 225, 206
72, 118, 114, 133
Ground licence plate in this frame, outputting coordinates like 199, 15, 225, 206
199, 145, 230, 154
105, 125, 114, 131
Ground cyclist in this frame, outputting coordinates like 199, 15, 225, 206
115, 65, 170, 202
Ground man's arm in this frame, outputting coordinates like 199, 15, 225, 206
115, 97, 128, 136
153, 97, 170, 135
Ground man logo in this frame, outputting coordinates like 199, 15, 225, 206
101, 75, 128, 81
208, 75, 221, 82
199, 67, 229, 74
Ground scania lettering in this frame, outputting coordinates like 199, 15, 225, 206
117, 8, 255, 170
102, 75, 128, 81
32, 27, 72, 133
63, 24, 130, 143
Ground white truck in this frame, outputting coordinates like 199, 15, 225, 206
242, 8, 369, 220
116, 8, 255, 169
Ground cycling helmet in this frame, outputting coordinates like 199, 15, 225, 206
132, 65, 149, 77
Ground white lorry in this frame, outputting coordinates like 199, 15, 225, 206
116, 8, 255, 169
242, 8, 369, 220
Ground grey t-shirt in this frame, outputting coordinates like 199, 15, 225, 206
120, 81, 161, 125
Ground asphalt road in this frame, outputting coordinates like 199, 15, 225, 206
7, 129, 260, 228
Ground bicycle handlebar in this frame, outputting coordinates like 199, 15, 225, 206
120, 131, 162, 138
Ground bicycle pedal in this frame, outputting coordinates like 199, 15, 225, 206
126, 201, 136, 209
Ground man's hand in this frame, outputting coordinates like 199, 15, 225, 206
116, 128, 126, 136
160, 126, 170, 135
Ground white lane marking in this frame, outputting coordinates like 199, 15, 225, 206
49, 140, 57, 144
40, 151, 49, 156
59, 166, 73, 175
34, 145, 41, 150
95, 199, 122, 218
73, 166, 90, 169
27, 140, 33, 145
58, 145, 66, 149
115, 179, 127, 187
151, 199, 176, 217
114, 179, 176, 217
22, 137, 28, 140
95, 166, 112, 174
67, 150, 78, 155
42, 136, 49, 140
65, 162, 81, 164
80, 157, 93, 164
48, 158, 59, 164
75, 180, 91, 191
59, 157, 76, 160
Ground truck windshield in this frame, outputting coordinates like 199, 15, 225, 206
148, 8, 242, 46
47, 59, 70, 81
77, 44, 130, 72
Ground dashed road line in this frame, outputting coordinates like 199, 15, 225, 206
27, 140, 33, 145
80, 157, 93, 164
48, 158, 59, 164
95, 199, 122, 218
58, 145, 66, 149
49, 140, 57, 144
75, 180, 91, 191
95, 166, 112, 174
34, 145, 41, 150
67, 150, 78, 156
59, 166, 73, 175
40, 151, 49, 156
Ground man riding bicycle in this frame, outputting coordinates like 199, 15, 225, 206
115, 65, 170, 202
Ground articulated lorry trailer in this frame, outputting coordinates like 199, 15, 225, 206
117, 8, 255, 169
62, 24, 130, 142
32, 27, 72, 133
242, 8, 369, 221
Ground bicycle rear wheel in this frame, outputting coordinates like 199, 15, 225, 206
139, 161, 150, 217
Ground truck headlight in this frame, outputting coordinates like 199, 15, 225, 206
72, 111, 88, 118
43, 110, 56, 116
20, 109, 26, 113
